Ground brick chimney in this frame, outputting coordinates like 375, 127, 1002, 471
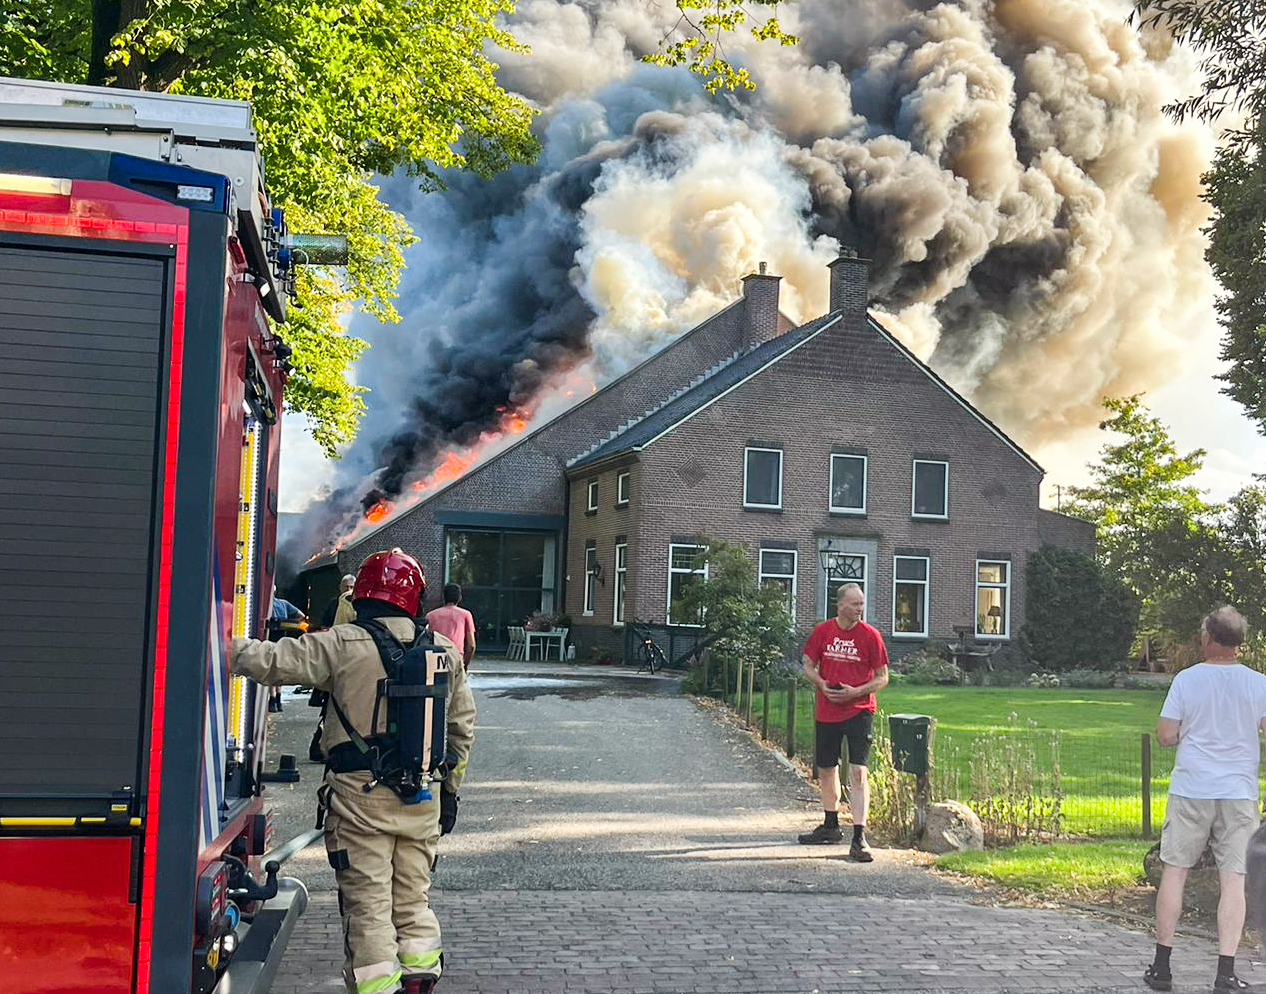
828, 247, 870, 325
741, 261, 782, 350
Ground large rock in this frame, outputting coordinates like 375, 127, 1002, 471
919, 800, 984, 854
1143, 842, 1221, 911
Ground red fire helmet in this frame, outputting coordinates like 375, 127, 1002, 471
352, 548, 426, 615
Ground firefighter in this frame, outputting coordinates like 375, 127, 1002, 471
230, 549, 475, 994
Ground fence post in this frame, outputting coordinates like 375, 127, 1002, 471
761, 668, 771, 740
734, 657, 743, 710
745, 661, 755, 727
1141, 732, 1152, 839
700, 648, 710, 696
786, 679, 797, 759
721, 656, 730, 706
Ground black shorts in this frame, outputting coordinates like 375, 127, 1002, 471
814, 712, 874, 769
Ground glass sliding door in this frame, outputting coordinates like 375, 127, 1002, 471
445, 528, 558, 650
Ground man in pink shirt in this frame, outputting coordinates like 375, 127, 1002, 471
427, 584, 476, 669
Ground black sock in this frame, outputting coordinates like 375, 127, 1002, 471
1218, 954, 1235, 978
852, 824, 865, 843
824, 811, 839, 829
1152, 944, 1171, 975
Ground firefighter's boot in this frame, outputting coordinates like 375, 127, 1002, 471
401, 976, 437, 994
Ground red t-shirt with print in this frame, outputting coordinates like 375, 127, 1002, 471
802, 618, 889, 722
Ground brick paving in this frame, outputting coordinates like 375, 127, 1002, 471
262, 666, 1266, 994
272, 889, 1266, 994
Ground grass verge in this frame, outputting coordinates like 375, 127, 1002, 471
936, 841, 1151, 897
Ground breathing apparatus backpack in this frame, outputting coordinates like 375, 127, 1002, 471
324, 618, 451, 803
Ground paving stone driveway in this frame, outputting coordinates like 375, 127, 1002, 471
262, 663, 1264, 994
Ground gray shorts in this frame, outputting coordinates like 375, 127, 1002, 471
1160, 794, 1260, 874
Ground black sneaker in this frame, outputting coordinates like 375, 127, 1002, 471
1143, 965, 1172, 991
797, 823, 844, 844
1214, 974, 1250, 991
849, 837, 874, 862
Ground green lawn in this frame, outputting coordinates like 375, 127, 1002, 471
737, 678, 1179, 837
936, 841, 1151, 896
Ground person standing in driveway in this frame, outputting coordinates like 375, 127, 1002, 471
1146, 606, 1266, 993
426, 584, 476, 670
797, 582, 889, 861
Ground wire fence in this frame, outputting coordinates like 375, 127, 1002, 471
697, 660, 1243, 843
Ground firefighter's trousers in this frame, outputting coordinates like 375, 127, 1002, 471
322, 773, 443, 994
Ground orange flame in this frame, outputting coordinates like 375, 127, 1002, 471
365, 500, 392, 523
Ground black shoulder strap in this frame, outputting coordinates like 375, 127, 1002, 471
352, 617, 411, 671
323, 618, 415, 765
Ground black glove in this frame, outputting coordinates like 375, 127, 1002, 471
439, 790, 459, 835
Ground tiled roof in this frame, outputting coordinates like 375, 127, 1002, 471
567, 313, 839, 469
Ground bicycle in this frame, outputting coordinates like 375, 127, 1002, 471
629, 620, 668, 674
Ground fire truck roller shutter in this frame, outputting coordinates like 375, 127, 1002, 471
0, 239, 167, 804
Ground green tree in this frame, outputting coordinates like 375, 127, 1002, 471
1019, 545, 1138, 671
0, 0, 539, 453
1063, 396, 1211, 649
1147, 483, 1266, 661
1132, 0, 1266, 436
677, 537, 796, 693
644, 0, 798, 93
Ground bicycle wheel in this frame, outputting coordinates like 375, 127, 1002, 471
640, 641, 657, 674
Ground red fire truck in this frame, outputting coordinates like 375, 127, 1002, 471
0, 78, 333, 994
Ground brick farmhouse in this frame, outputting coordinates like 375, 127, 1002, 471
316, 254, 1092, 662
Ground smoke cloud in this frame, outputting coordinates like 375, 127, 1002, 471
297, 0, 1215, 547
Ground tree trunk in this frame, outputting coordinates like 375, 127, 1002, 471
88, 0, 122, 85
88, 0, 151, 89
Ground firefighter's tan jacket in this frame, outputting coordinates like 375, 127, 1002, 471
230, 616, 475, 791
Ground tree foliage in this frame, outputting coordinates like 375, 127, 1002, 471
643, 0, 798, 93
1148, 483, 1266, 646
1132, 0, 1266, 436
676, 537, 796, 677
0, 0, 539, 453
1019, 545, 1138, 671
1204, 130, 1266, 433
1064, 395, 1211, 599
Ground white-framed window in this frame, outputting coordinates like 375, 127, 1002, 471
829, 453, 867, 514
613, 542, 627, 625
912, 459, 949, 519
823, 552, 867, 620
743, 446, 783, 509
583, 544, 598, 616
758, 549, 797, 616
616, 471, 630, 506
975, 560, 1010, 639
892, 556, 929, 638
667, 543, 708, 626
586, 479, 599, 513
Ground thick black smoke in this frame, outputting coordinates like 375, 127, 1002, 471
296, 0, 1212, 550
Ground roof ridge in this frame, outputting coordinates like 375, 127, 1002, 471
566, 349, 745, 466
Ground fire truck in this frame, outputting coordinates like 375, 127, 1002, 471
0, 78, 336, 994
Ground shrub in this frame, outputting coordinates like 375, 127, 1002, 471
906, 650, 961, 686
1020, 545, 1138, 671
979, 668, 1031, 688
1062, 668, 1116, 689
1124, 675, 1171, 691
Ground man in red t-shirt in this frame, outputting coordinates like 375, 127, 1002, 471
797, 582, 889, 860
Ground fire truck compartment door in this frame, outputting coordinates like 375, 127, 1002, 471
0, 240, 167, 802
0, 836, 137, 994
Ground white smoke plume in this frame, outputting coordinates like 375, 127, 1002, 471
292, 0, 1215, 547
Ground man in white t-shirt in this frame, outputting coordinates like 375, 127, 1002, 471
1146, 606, 1266, 993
